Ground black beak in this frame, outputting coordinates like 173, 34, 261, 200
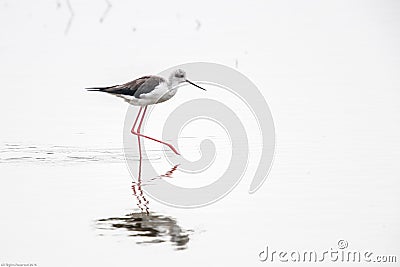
186, 79, 206, 91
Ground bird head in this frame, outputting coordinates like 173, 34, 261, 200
169, 69, 206, 91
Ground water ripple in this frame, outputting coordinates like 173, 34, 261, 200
0, 143, 160, 165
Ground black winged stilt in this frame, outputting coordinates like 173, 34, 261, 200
86, 69, 206, 155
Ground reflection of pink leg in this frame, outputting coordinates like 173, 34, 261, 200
131, 106, 180, 155
132, 107, 149, 214
137, 133, 149, 214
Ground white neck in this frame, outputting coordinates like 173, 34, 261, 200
168, 76, 183, 88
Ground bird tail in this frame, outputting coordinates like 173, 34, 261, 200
85, 86, 114, 92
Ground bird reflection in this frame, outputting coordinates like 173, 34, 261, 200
96, 212, 191, 250
131, 162, 179, 215
96, 151, 187, 249
107, 108, 188, 249
131, 120, 179, 214
131, 181, 149, 215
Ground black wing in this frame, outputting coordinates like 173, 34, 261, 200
86, 76, 153, 96
133, 76, 165, 98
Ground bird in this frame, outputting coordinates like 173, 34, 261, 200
86, 69, 206, 155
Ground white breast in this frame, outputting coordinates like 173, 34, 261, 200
131, 83, 177, 106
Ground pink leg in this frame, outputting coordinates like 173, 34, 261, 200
132, 107, 143, 179
137, 129, 142, 180
131, 106, 180, 155
132, 107, 143, 131
130, 106, 144, 178
136, 106, 147, 134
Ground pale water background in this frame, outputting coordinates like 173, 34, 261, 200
0, 0, 400, 266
